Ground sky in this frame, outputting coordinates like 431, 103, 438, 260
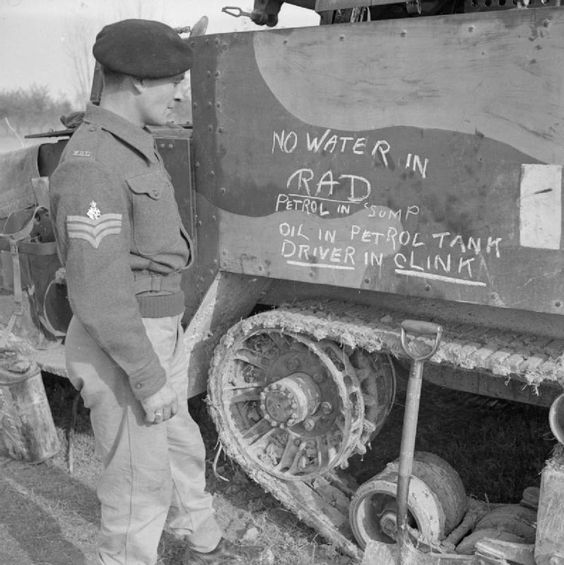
0, 0, 318, 101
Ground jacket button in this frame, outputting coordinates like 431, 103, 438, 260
135, 383, 143, 389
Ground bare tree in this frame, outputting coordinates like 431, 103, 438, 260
62, 18, 98, 107
62, 0, 163, 107
0, 85, 72, 134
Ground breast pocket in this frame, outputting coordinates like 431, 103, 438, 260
126, 171, 181, 257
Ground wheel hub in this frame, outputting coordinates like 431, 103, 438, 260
379, 509, 398, 539
260, 372, 321, 428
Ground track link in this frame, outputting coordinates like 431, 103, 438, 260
249, 301, 564, 389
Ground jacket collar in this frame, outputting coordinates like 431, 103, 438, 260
83, 104, 157, 163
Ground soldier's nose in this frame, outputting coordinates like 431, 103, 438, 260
173, 83, 184, 102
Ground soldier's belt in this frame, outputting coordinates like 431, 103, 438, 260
132, 271, 182, 294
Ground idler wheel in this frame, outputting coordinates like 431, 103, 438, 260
208, 328, 366, 480
349, 452, 467, 549
473, 504, 537, 543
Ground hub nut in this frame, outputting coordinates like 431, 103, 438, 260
303, 418, 316, 431
320, 401, 333, 415
286, 357, 300, 371
312, 372, 325, 383
260, 373, 321, 428
380, 511, 398, 539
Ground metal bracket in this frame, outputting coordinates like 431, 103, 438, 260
222, 6, 253, 18
406, 0, 422, 13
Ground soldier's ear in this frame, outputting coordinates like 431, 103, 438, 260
129, 76, 145, 95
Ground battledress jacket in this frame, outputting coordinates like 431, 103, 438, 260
50, 104, 192, 401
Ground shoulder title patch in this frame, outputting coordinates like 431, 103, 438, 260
66, 204, 122, 249
72, 150, 92, 158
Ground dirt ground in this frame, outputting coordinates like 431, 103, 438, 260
0, 369, 556, 565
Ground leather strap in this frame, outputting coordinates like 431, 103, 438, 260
0, 239, 57, 255
0, 206, 54, 332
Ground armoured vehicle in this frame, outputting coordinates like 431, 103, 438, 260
1, 1, 564, 562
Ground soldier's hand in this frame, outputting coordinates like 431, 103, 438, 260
140, 383, 179, 425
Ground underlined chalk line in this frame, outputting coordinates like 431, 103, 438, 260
395, 269, 486, 286
286, 260, 355, 270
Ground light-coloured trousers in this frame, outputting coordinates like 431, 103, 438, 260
66, 314, 222, 565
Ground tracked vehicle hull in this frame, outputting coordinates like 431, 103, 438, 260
1, 3, 564, 562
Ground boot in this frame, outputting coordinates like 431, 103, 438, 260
183, 538, 264, 564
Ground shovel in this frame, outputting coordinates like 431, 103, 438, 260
362, 319, 443, 565
396, 320, 443, 563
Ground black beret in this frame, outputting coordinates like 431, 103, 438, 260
93, 19, 193, 79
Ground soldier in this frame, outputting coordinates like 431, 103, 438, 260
50, 19, 251, 565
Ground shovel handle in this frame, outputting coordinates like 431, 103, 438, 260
396, 320, 443, 564
400, 320, 443, 362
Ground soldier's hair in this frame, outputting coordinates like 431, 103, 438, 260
100, 66, 135, 88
